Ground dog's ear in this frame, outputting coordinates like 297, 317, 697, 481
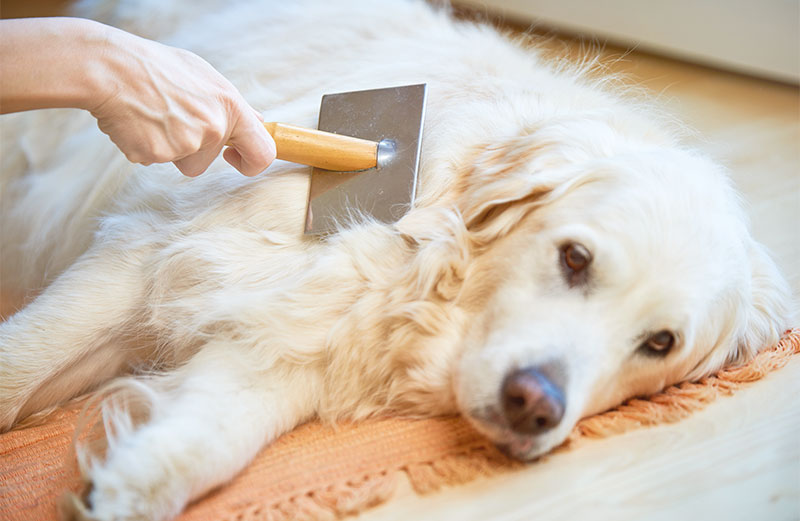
393, 129, 583, 302
730, 241, 793, 365
688, 240, 791, 381
456, 132, 586, 244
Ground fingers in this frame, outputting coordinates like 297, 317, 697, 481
156, 104, 276, 178
222, 147, 245, 173
225, 107, 277, 177
183, 106, 275, 177
173, 142, 225, 178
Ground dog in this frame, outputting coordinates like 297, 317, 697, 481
0, 0, 792, 519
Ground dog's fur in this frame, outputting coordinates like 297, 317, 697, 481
0, 1, 792, 519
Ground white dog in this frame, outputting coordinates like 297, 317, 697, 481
0, 1, 791, 519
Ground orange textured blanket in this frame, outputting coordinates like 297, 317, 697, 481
1, 329, 798, 521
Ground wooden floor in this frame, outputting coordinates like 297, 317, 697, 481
356, 29, 800, 521
3, 3, 799, 520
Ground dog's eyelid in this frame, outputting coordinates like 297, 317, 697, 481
636, 329, 681, 358
558, 241, 592, 288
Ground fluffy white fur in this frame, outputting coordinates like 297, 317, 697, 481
0, 1, 792, 519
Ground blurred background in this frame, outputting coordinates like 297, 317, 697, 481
1, 0, 72, 19
3, 0, 799, 85
455, 0, 799, 84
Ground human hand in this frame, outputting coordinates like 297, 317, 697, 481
88, 27, 276, 177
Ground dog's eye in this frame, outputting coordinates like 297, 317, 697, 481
639, 330, 676, 357
560, 242, 592, 286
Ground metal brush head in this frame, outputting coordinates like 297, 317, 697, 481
304, 84, 427, 235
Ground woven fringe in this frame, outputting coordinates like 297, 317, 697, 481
219, 471, 401, 521
234, 328, 799, 521
405, 445, 522, 495
215, 446, 513, 521
221, 446, 522, 521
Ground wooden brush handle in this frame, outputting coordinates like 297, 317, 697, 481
263, 122, 378, 171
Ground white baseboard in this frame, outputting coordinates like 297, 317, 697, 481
456, 0, 799, 84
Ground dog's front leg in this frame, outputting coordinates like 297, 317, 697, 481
0, 245, 148, 430
62, 343, 319, 521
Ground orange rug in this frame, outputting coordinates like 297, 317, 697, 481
1, 328, 798, 521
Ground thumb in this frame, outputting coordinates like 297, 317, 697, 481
226, 107, 276, 176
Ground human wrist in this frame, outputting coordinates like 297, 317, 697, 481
0, 18, 105, 113
68, 18, 124, 113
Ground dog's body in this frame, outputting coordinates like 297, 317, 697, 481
0, 1, 792, 519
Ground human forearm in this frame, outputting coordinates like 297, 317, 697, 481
0, 17, 275, 176
0, 17, 113, 114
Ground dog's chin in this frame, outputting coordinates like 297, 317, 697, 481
483, 424, 549, 462
495, 436, 542, 461
465, 408, 558, 462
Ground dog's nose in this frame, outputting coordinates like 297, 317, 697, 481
501, 367, 565, 435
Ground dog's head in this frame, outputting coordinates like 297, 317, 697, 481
427, 119, 793, 460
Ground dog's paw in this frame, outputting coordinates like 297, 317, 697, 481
0, 408, 16, 433
58, 452, 187, 521
0, 395, 25, 433
59, 487, 160, 521
58, 479, 182, 521
59, 492, 100, 521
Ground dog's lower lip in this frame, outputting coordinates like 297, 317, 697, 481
496, 442, 514, 458
496, 436, 536, 460
469, 410, 538, 459
485, 409, 504, 425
